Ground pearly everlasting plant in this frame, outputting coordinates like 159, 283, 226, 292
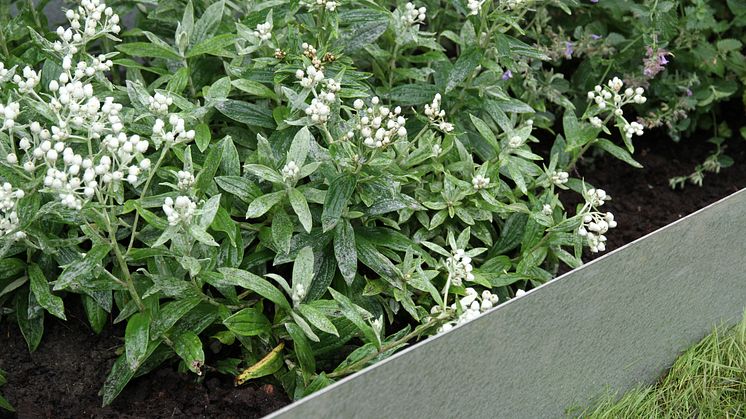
0, 0, 669, 409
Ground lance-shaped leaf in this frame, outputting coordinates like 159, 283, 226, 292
321, 174, 356, 232
234, 342, 285, 385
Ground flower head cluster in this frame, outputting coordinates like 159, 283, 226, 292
148, 92, 173, 115
472, 174, 490, 190
0, 62, 14, 82
163, 196, 197, 226
254, 20, 272, 42
398, 2, 426, 27
424, 94, 454, 133
281, 161, 300, 181
446, 248, 474, 286
0, 183, 25, 240
291, 283, 306, 306
586, 78, 647, 139
152, 115, 195, 145
177, 170, 195, 191
12, 67, 40, 93
436, 288, 498, 333
53, 0, 120, 55
300, 0, 338, 12
643, 46, 671, 79
467, 0, 486, 15
304, 79, 340, 125
0, 102, 20, 131
296, 65, 325, 89
577, 188, 616, 253
550, 170, 569, 186
351, 97, 407, 149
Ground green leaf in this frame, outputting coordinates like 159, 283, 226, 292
334, 220, 357, 285
223, 307, 271, 336
338, 8, 389, 51
150, 296, 202, 338
386, 84, 441, 106
54, 244, 111, 291
446, 47, 482, 93
234, 342, 284, 385
232, 79, 278, 100
82, 294, 108, 334
215, 176, 262, 202
287, 127, 311, 166
246, 191, 285, 218
595, 139, 643, 168
16, 287, 43, 352
187, 33, 236, 57
297, 304, 339, 336
195, 123, 212, 152
125, 312, 151, 370
173, 331, 205, 374
355, 236, 402, 285
28, 264, 65, 320
293, 246, 314, 299
469, 114, 499, 152
321, 174, 356, 232
194, 143, 223, 196
272, 208, 294, 254
215, 99, 275, 129
285, 322, 316, 383
192, 0, 225, 45
288, 188, 312, 233
0, 393, 13, 412
220, 136, 240, 176
207, 76, 232, 101
199, 194, 222, 229
218, 268, 292, 311
328, 288, 378, 347
116, 42, 181, 60
244, 164, 283, 184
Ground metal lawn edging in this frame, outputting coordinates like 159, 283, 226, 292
267, 188, 746, 419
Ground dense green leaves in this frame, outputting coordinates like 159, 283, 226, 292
321, 175, 356, 232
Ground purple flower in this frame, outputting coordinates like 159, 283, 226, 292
564, 41, 574, 59
685, 88, 692, 97
591, 0, 599, 3
501, 70, 513, 80
591, 34, 602, 40
643, 46, 671, 78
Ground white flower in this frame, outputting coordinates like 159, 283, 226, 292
354, 97, 407, 149
291, 283, 306, 306
472, 174, 490, 190
148, 92, 173, 115
300, 0, 338, 11
0, 182, 25, 240
163, 196, 197, 226
177, 170, 195, 191
305, 98, 331, 124
467, 0, 485, 15
515, 289, 527, 298
550, 170, 569, 186
508, 135, 523, 148
447, 248, 475, 287
424, 94, 454, 133
152, 115, 195, 144
254, 20, 272, 42
578, 189, 616, 253
399, 2, 426, 26
281, 161, 300, 181
542, 204, 553, 216
624, 121, 644, 139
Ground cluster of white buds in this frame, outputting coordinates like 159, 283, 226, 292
281, 161, 300, 181
0, 62, 12, 82
424, 94, 454, 133
577, 188, 615, 253
0, 183, 25, 240
550, 170, 569, 186
12, 67, 40, 93
352, 97, 407, 149
54, 0, 120, 55
508, 135, 524, 148
148, 92, 173, 115
623, 121, 645, 139
436, 288, 498, 333
514, 289, 527, 298
467, 0, 486, 15
296, 65, 325, 89
0, 102, 20, 131
504, 0, 528, 8
542, 204, 553, 216
432, 144, 442, 156
177, 170, 195, 191
300, 0, 338, 12
254, 20, 272, 42
291, 283, 306, 306
472, 174, 490, 190
301, 43, 323, 69
303, 79, 339, 125
399, 2, 426, 26
446, 249, 475, 287
163, 196, 197, 226
152, 115, 195, 145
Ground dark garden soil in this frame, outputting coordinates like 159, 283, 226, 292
3, 126, 746, 419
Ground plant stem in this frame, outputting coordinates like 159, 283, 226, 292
126, 145, 170, 254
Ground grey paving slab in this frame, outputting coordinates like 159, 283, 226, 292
267, 188, 746, 419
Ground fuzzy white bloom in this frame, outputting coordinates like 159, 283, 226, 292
254, 21, 272, 42
432, 144, 442, 156
472, 174, 490, 190
589, 116, 603, 128
300, 0, 338, 11
542, 204, 553, 216
424, 94, 454, 133
305, 98, 331, 124
163, 196, 197, 226
291, 283, 306, 306
587, 78, 646, 136
148, 92, 173, 115
0, 102, 21, 130
436, 287, 498, 333
152, 114, 195, 145
624, 121, 645, 139
515, 289, 527, 298
508, 135, 524, 148
0, 62, 14, 82
352, 97, 407, 149
550, 170, 569, 186
0, 183, 26, 240
399, 2, 426, 26
281, 160, 300, 181
177, 170, 195, 191
467, 0, 486, 15
447, 248, 474, 287
296, 65, 325, 89
577, 189, 616, 253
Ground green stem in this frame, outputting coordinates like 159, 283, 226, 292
126, 144, 170, 254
